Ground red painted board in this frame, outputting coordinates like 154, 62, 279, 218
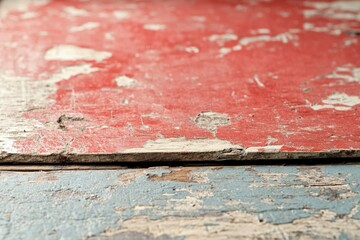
0, 0, 359, 162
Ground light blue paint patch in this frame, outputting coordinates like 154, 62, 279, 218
258, 209, 312, 224
201, 166, 360, 224
253, 165, 300, 174
203, 166, 314, 224
321, 165, 360, 207
0, 165, 359, 239
0, 171, 123, 239
339, 231, 355, 240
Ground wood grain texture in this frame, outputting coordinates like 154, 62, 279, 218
0, 165, 359, 239
0, 0, 359, 162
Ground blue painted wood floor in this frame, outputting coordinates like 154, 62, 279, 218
0, 165, 359, 239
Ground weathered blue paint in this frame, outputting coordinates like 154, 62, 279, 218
0, 165, 359, 239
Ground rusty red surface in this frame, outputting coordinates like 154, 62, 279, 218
0, 0, 359, 160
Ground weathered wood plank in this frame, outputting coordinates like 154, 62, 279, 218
0, 165, 359, 239
0, 0, 359, 162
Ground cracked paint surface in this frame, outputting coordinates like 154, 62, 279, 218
0, 0, 359, 161
0, 165, 359, 239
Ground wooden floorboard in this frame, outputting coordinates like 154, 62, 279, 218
0, 0, 359, 162
0, 165, 359, 239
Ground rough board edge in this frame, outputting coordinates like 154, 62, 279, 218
0, 149, 359, 164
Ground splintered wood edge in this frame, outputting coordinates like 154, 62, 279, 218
0, 149, 359, 164
1, 137, 359, 163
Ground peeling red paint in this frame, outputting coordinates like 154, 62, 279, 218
0, 0, 359, 156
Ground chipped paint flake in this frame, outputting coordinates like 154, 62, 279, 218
0, 0, 49, 19
245, 145, 283, 153
322, 93, 360, 107
306, 1, 360, 12
184, 47, 200, 54
310, 105, 351, 111
323, 65, 360, 83
0, 73, 43, 153
20, 12, 38, 19
257, 28, 271, 34
113, 10, 130, 20
46, 64, 99, 83
239, 32, 296, 46
44, 45, 112, 62
143, 24, 166, 31
310, 92, 360, 111
208, 33, 238, 45
115, 76, 137, 88
193, 112, 230, 136
253, 75, 265, 88
70, 22, 100, 32
303, 23, 341, 35
64, 6, 88, 16
304, 1, 360, 20
124, 137, 241, 153
106, 210, 360, 240
219, 47, 232, 57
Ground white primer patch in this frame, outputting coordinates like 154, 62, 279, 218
229, 32, 297, 51
322, 93, 360, 107
306, 1, 360, 12
45, 45, 112, 62
303, 23, 341, 35
105, 32, 115, 41
354, 69, 360, 80
311, 92, 360, 111
112, 209, 360, 240
0, 63, 100, 153
328, 13, 360, 20
323, 66, 360, 83
124, 138, 242, 153
191, 16, 206, 22
143, 24, 166, 31
184, 47, 200, 54
253, 75, 265, 88
46, 64, 98, 83
0, 0, 49, 19
113, 10, 130, 20
0, 73, 42, 153
232, 45, 242, 51
239, 35, 271, 45
245, 145, 283, 153
219, 47, 232, 57
115, 76, 137, 88
70, 22, 100, 32
303, 9, 318, 18
310, 105, 351, 111
304, 1, 360, 20
239, 32, 296, 46
258, 28, 270, 34
194, 112, 231, 136
208, 33, 238, 45
64, 6, 88, 16
250, 28, 271, 34
20, 12, 38, 19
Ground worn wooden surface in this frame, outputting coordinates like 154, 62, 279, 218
0, 0, 360, 162
0, 165, 359, 239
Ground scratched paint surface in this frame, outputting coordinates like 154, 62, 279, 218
0, 0, 359, 161
0, 165, 359, 239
